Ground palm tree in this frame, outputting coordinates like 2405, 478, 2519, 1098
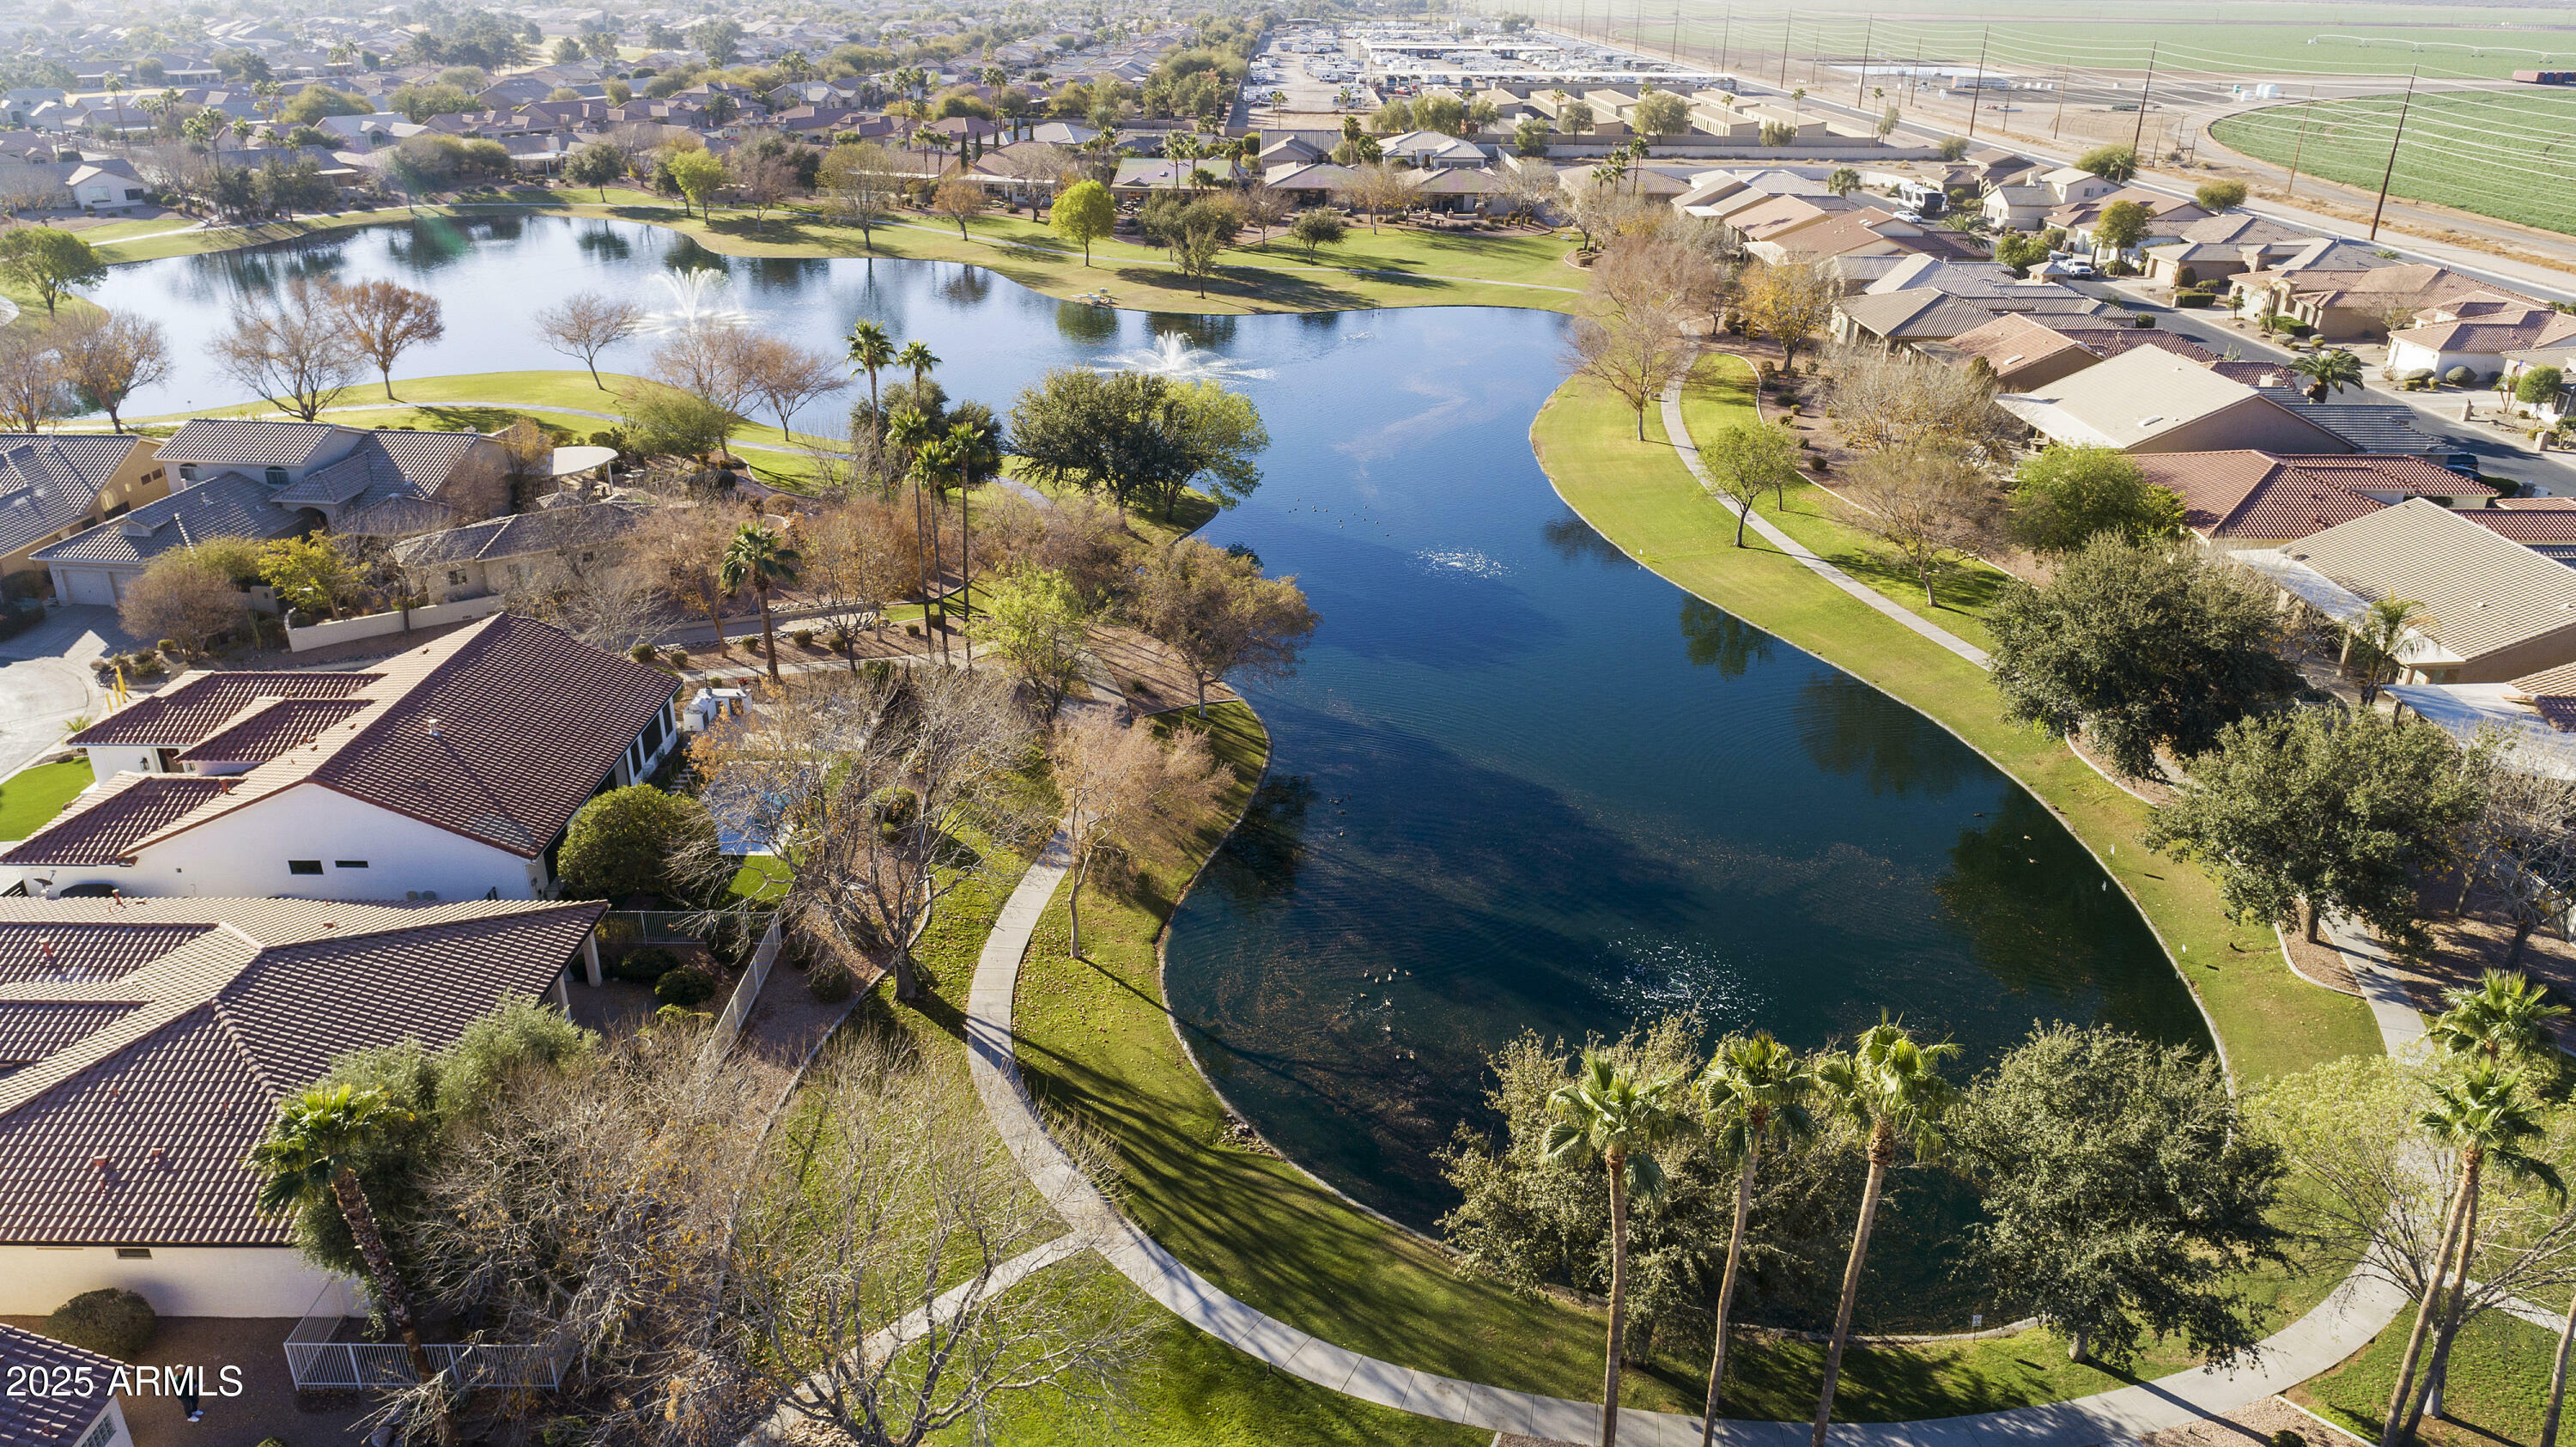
847, 319, 896, 477
1696, 1034, 1814, 1445
2381, 1061, 2564, 1447
1544, 1051, 1693, 1447
1826, 166, 1860, 197
2345, 597, 2433, 706
249, 1085, 455, 1447
906, 432, 956, 666
2292, 346, 2366, 401
720, 522, 802, 684
896, 340, 939, 396
945, 415, 1001, 662
1809, 1020, 1959, 1445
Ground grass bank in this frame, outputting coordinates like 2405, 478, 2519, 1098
93, 195, 1584, 315
1538, 353, 2381, 1084
1004, 702, 2336, 1421
0, 757, 91, 840
2293, 1304, 2566, 1447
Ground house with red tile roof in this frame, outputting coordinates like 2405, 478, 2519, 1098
4, 614, 679, 903
0, 896, 603, 1316
0, 1323, 125, 1445
2129, 450, 2497, 544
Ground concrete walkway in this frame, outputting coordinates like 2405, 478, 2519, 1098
962, 823, 2417, 1446
1656, 362, 1990, 671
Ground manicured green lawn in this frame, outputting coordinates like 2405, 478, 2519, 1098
1538, 358, 2382, 1085
0, 757, 91, 840
94, 194, 1584, 315
2294, 1304, 2567, 1447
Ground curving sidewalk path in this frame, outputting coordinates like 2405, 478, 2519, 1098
964, 821, 2415, 1446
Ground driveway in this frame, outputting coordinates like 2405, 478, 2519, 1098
0, 606, 134, 779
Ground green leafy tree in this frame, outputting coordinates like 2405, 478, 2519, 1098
2007, 445, 2183, 554
1989, 537, 2301, 780
559, 786, 720, 900
2076, 143, 2139, 182
1694, 1035, 1812, 1441
665, 148, 727, 218
1288, 205, 1346, 263
250, 1086, 456, 1445
719, 522, 801, 684
1696, 422, 1806, 548
2146, 706, 2487, 951
0, 227, 104, 317
1514, 118, 1552, 156
1051, 178, 1116, 264
1134, 537, 1315, 716
2517, 365, 2566, 407
257, 533, 359, 619
975, 566, 1089, 714
2195, 179, 2248, 212
1824, 166, 1861, 197
1631, 90, 1690, 142
2092, 198, 2152, 258
1545, 1052, 1692, 1447
567, 141, 626, 201
1808, 1020, 1958, 1447
1993, 231, 2051, 273
1947, 1025, 2286, 1367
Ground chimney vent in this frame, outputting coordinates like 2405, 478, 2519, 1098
426, 716, 443, 738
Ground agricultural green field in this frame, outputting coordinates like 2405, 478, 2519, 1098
2210, 89, 2576, 236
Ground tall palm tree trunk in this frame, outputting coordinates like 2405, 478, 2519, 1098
2381, 1152, 2482, 1447
2540, 1286, 2576, 1447
756, 580, 781, 683
1602, 1146, 1631, 1447
332, 1169, 455, 1446
910, 476, 932, 657
959, 479, 973, 667
1701, 1146, 1759, 1447
2410, 1166, 2484, 1432
927, 485, 949, 666
1813, 1128, 1893, 1447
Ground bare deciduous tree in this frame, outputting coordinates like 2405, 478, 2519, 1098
975, 490, 1138, 613
819, 140, 908, 252
534, 289, 647, 388
686, 666, 1034, 1001
0, 325, 67, 432
1837, 444, 2004, 607
1821, 341, 2008, 458
2458, 755, 2576, 964
799, 496, 920, 666
653, 325, 764, 447
118, 549, 248, 651
740, 334, 849, 440
213, 277, 361, 420
53, 313, 170, 433
328, 278, 446, 399
1564, 238, 1694, 441
1240, 181, 1291, 243
1052, 714, 1227, 958
1134, 537, 1318, 716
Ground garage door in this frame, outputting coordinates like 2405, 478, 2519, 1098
60, 568, 118, 606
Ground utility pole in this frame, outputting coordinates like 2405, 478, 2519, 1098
2369, 69, 2418, 240
2129, 42, 2158, 156
1779, 14, 1791, 88
2284, 82, 2317, 196
1965, 27, 1989, 138
1854, 15, 1872, 110
1718, 3, 1730, 72
2051, 61, 2068, 137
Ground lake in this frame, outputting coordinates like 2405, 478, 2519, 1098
104, 216, 2208, 1325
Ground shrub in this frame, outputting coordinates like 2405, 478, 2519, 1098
807, 958, 856, 1002
557, 786, 718, 900
2446, 365, 2477, 386
904, 622, 921, 637
48, 1288, 155, 1360
2172, 264, 2197, 289
2104, 258, 2137, 277
2174, 289, 2215, 308
628, 641, 657, 662
609, 944, 680, 983
653, 964, 718, 1007
155, 638, 179, 654
664, 646, 690, 666
787, 628, 817, 648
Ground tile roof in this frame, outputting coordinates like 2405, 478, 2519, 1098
0, 924, 216, 986
70, 671, 376, 747
2075, 330, 2222, 365
2263, 499, 2576, 660
150, 418, 343, 469
22, 615, 678, 866
0, 897, 603, 1246
0, 774, 236, 867
0, 434, 149, 558
1941, 313, 2093, 374
1837, 288, 1998, 341
2254, 390, 2457, 455
387, 502, 646, 568
2134, 450, 2485, 538
2459, 508, 2576, 544
1999, 348, 2342, 450
275, 429, 481, 512
175, 697, 374, 764
0, 1323, 118, 1444
27, 470, 305, 568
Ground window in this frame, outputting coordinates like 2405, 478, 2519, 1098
334, 860, 368, 869
178, 463, 197, 481
288, 860, 323, 875
76, 1408, 118, 1447
264, 466, 289, 484
115, 1246, 152, 1259
447, 569, 468, 586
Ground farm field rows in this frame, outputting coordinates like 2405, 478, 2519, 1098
2210, 90, 2576, 236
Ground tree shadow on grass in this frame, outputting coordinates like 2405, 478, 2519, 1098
404, 403, 562, 434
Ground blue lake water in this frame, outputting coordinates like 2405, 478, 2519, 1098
105, 217, 2208, 1319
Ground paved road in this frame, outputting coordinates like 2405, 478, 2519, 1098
0, 606, 133, 780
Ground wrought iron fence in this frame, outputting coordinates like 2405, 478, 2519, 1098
283, 1283, 568, 1391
